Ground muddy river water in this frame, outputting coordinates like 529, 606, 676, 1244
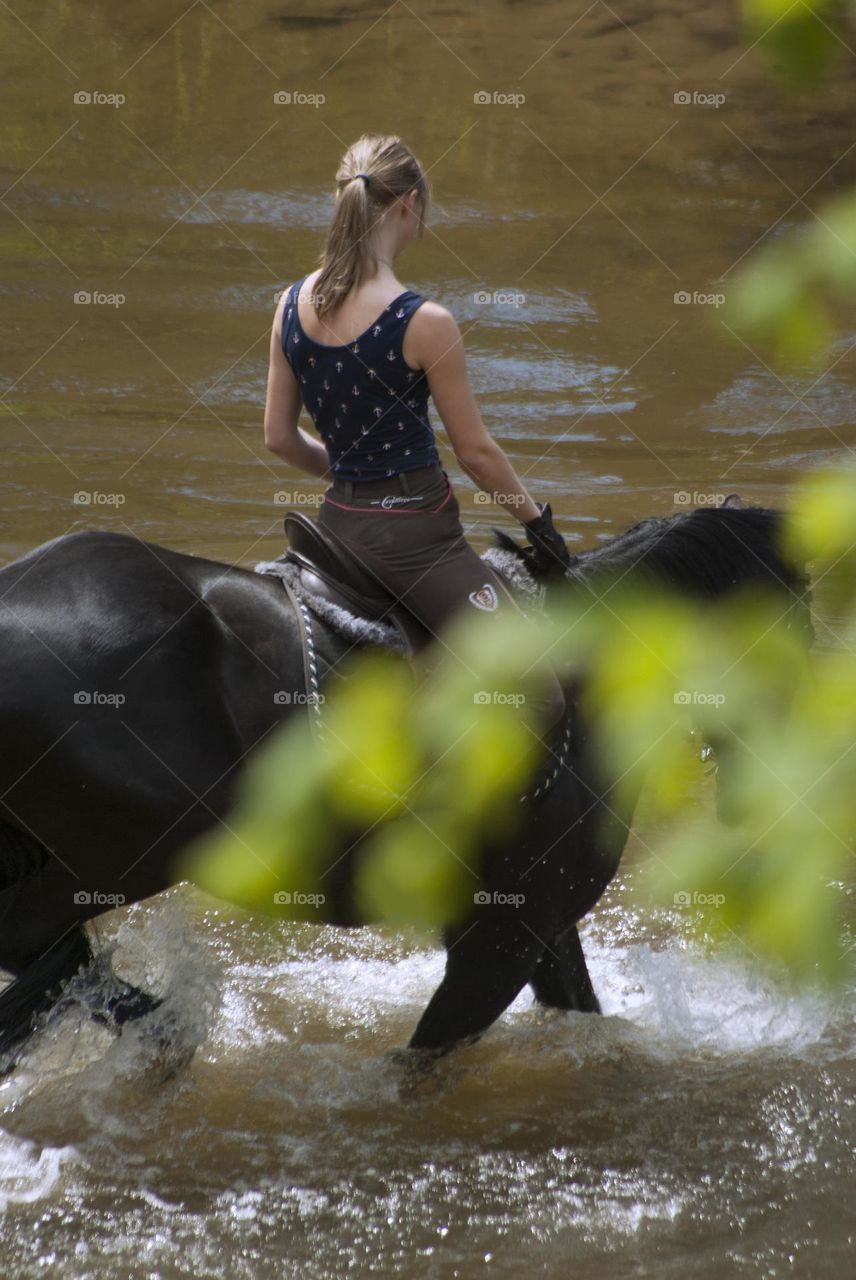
1, 1, 855, 1276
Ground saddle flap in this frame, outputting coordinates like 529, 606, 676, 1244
283, 511, 391, 613
282, 511, 432, 653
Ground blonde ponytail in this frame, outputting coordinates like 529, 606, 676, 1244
314, 134, 429, 322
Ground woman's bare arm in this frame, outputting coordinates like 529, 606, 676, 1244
405, 303, 540, 523
263, 299, 331, 478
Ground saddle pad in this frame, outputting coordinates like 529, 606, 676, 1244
254, 545, 541, 651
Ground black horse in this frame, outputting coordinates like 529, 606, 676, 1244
0, 504, 810, 1068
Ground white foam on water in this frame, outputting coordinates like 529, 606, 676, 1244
214, 918, 838, 1076
584, 929, 834, 1058
0, 896, 838, 1129
0, 1128, 75, 1210
199, 911, 843, 1091
0, 893, 222, 1123
221, 941, 444, 1050
0, 895, 843, 1169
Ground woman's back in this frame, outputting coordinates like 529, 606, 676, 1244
281, 270, 439, 481
295, 269, 408, 348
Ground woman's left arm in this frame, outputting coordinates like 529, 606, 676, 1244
263, 301, 331, 478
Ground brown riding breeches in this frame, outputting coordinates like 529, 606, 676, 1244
318, 464, 566, 741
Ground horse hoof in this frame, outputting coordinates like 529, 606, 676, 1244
383, 1045, 450, 1096
139, 1041, 197, 1085
118, 1007, 198, 1084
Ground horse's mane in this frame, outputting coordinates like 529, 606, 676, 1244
496, 505, 812, 628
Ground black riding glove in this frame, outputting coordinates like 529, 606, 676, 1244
522, 503, 571, 578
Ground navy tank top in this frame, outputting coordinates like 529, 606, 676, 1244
280, 276, 440, 481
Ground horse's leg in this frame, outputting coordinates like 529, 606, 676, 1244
78, 962, 163, 1030
0, 927, 166, 1070
530, 925, 601, 1014
0, 922, 93, 1068
408, 912, 546, 1057
102, 982, 162, 1027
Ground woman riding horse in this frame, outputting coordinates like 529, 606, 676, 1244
264, 132, 568, 742
0, 137, 810, 1072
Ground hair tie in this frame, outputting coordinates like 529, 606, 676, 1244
353, 172, 371, 186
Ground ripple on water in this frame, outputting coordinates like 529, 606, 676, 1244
706, 357, 856, 439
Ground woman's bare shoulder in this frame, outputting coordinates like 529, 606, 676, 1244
410, 298, 459, 333
413, 297, 452, 319
408, 298, 461, 348
298, 268, 323, 300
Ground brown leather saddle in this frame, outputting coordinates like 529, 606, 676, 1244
282, 511, 574, 804
283, 511, 431, 653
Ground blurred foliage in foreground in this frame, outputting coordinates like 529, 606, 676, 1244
744, 0, 852, 84
183, 465, 856, 984
727, 0, 856, 361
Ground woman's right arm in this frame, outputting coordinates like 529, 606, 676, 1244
263, 300, 331, 478
407, 302, 540, 523
409, 302, 571, 574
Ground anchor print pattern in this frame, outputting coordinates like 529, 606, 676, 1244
281, 278, 440, 481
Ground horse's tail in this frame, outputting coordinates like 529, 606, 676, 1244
0, 923, 93, 1067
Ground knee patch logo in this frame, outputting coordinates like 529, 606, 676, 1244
468, 583, 499, 612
